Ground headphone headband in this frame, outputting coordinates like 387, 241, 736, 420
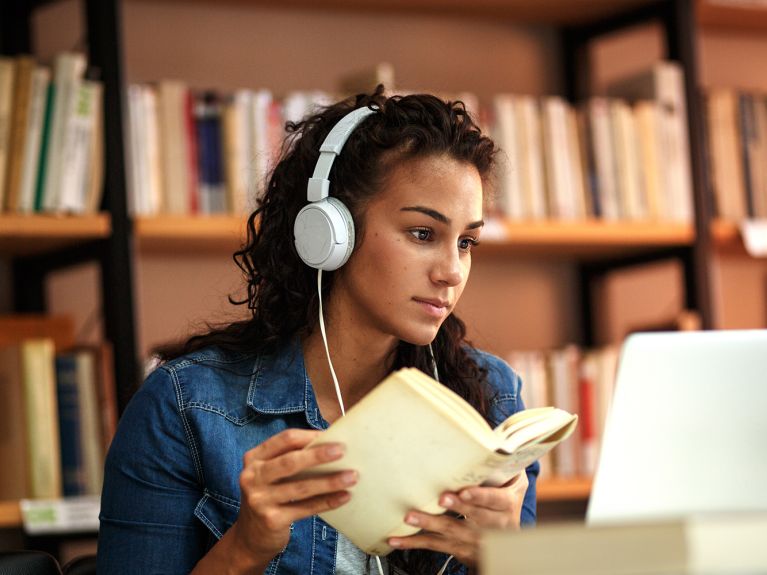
307, 106, 377, 202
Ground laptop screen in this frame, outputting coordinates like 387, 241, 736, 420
586, 330, 767, 524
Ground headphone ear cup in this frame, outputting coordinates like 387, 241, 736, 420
293, 197, 355, 271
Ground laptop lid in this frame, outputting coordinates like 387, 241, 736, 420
586, 329, 767, 524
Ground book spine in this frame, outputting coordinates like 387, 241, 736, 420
17, 67, 49, 213
22, 339, 62, 499
56, 355, 86, 496
33, 82, 55, 212
5, 56, 35, 212
42, 53, 86, 212
0, 57, 14, 210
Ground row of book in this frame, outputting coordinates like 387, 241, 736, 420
491, 64, 693, 223
126, 60, 694, 222
0, 328, 117, 500
508, 345, 620, 480
0, 53, 104, 215
705, 89, 767, 222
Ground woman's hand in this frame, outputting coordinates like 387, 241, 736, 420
388, 471, 529, 567
230, 429, 357, 566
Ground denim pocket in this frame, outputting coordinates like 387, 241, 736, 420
194, 490, 240, 540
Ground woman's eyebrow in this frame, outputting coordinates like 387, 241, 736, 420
401, 206, 484, 230
401, 205, 449, 224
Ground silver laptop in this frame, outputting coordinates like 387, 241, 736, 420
586, 329, 767, 524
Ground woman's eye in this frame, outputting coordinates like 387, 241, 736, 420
410, 229, 432, 241
459, 237, 480, 251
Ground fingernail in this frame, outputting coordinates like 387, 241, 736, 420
460, 491, 472, 501
405, 514, 420, 526
441, 495, 455, 507
389, 539, 402, 548
341, 471, 357, 485
325, 444, 343, 458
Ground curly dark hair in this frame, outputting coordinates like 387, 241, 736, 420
160, 86, 498, 574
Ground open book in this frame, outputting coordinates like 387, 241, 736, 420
304, 367, 578, 555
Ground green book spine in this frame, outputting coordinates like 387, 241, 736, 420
34, 83, 55, 212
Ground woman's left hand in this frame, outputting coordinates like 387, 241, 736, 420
387, 470, 529, 567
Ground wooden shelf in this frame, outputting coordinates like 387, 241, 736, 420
0, 478, 588, 531
149, 0, 655, 25
0, 500, 21, 529
134, 216, 694, 259
537, 476, 592, 501
698, 0, 767, 31
0, 214, 111, 256
479, 220, 695, 259
134, 215, 248, 253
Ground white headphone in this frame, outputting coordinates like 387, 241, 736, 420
293, 106, 377, 271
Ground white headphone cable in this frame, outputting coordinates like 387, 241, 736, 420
317, 269, 345, 417
317, 269, 455, 575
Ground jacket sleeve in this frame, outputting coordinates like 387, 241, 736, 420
97, 366, 212, 573
479, 352, 540, 527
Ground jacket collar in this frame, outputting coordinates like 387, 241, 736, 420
247, 337, 327, 430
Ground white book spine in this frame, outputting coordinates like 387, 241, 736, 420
59, 81, 98, 213
493, 95, 525, 220
42, 53, 86, 212
143, 85, 163, 215
18, 67, 50, 213
520, 97, 547, 220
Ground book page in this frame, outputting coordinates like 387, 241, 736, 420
304, 369, 498, 555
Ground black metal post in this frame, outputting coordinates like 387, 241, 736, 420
84, 0, 140, 413
0, 0, 32, 56
662, 0, 714, 328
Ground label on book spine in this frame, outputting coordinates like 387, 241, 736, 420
20, 495, 100, 534
740, 219, 767, 257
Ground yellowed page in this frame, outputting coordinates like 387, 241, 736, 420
305, 368, 496, 555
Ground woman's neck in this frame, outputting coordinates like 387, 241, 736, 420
302, 324, 397, 423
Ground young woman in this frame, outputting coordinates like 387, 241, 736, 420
97, 87, 539, 575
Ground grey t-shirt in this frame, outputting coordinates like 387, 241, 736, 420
335, 533, 388, 574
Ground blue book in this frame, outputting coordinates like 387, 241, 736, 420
195, 91, 226, 213
55, 355, 85, 496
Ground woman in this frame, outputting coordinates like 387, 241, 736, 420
97, 87, 539, 574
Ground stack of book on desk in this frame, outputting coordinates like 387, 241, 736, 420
480, 513, 767, 575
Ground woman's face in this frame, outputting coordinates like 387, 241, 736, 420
332, 154, 484, 346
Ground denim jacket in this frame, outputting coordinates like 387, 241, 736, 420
97, 340, 539, 574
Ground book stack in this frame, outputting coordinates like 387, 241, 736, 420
507, 345, 621, 480
0, 52, 104, 215
491, 61, 693, 223
704, 88, 767, 221
0, 315, 117, 501
125, 83, 330, 216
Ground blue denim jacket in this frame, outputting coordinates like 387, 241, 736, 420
98, 340, 539, 574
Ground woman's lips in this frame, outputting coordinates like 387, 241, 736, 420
413, 297, 449, 318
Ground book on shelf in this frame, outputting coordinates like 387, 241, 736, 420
0, 52, 104, 215
481, 514, 767, 575
606, 60, 694, 223
302, 367, 578, 555
0, 339, 62, 499
0, 57, 13, 210
705, 89, 747, 221
0, 315, 117, 501
508, 345, 620, 479
337, 62, 395, 96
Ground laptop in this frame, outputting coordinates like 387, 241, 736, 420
586, 329, 767, 524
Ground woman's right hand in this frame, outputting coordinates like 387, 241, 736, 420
230, 428, 357, 565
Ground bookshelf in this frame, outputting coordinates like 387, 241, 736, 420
0, 214, 111, 256
133, 215, 695, 259
0, 501, 22, 529
0, 478, 594, 530
0, 0, 725, 544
